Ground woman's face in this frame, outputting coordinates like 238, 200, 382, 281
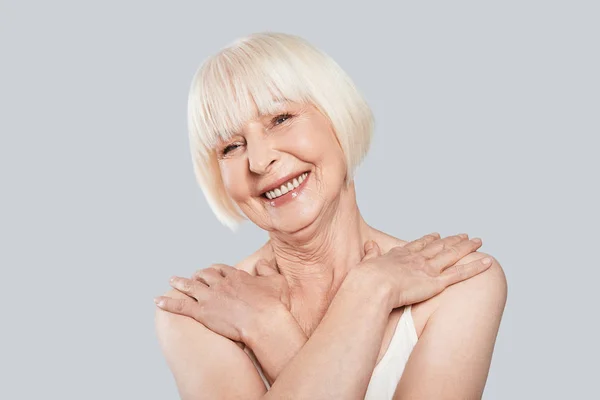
216, 101, 347, 234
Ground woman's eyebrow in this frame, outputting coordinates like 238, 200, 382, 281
261, 100, 295, 116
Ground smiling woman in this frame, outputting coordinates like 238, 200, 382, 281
187, 32, 373, 231
154, 32, 507, 400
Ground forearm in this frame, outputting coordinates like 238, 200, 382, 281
259, 270, 393, 400
245, 307, 308, 385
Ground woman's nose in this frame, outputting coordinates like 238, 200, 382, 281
247, 140, 277, 175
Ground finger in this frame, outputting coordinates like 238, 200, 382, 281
191, 268, 224, 286
402, 232, 441, 253
154, 295, 200, 319
362, 240, 381, 261
190, 271, 210, 286
210, 263, 238, 277
420, 233, 468, 259
255, 259, 278, 276
438, 256, 493, 286
428, 238, 483, 272
169, 276, 208, 301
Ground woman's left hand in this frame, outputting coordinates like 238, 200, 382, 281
154, 260, 291, 344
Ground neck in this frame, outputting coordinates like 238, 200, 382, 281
267, 181, 372, 308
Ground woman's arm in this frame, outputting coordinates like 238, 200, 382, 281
156, 267, 393, 400
393, 254, 508, 399
155, 289, 269, 399
242, 306, 308, 386
157, 233, 492, 398
246, 236, 499, 398
262, 267, 393, 399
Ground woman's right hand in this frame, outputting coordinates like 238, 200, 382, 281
357, 233, 493, 310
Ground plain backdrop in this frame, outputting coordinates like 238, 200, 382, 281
1, 1, 598, 399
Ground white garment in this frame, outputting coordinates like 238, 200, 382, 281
245, 305, 419, 400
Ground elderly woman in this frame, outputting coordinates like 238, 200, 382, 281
154, 32, 507, 399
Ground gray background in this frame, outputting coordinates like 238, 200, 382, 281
1, 1, 598, 398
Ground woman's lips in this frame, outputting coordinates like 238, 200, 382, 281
261, 171, 310, 206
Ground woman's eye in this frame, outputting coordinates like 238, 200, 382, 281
273, 113, 292, 126
223, 144, 240, 154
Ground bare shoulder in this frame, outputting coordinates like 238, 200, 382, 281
154, 289, 267, 399
370, 230, 507, 338
233, 240, 277, 274
153, 243, 275, 398
420, 252, 508, 318
368, 228, 409, 253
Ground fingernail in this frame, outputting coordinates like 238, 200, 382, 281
482, 257, 491, 265
154, 297, 162, 306
472, 238, 482, 244
169, 276, 176, 283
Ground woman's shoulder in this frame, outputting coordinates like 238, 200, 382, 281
231, 241, 275, 275
368, 228, 409, 253
369, 229, 506, 340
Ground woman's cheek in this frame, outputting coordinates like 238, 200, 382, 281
220, 164, 245, 200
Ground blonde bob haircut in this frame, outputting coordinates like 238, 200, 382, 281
187, 32, 374, 230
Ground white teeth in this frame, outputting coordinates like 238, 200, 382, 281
264, 172, 309, 200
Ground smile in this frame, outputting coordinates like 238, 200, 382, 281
263, 172, 308, 199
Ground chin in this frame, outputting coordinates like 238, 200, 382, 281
264, 196, 325, 235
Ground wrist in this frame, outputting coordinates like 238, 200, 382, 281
343, 267, 396, 313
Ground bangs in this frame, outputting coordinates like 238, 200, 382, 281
188, 40, 315, 155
